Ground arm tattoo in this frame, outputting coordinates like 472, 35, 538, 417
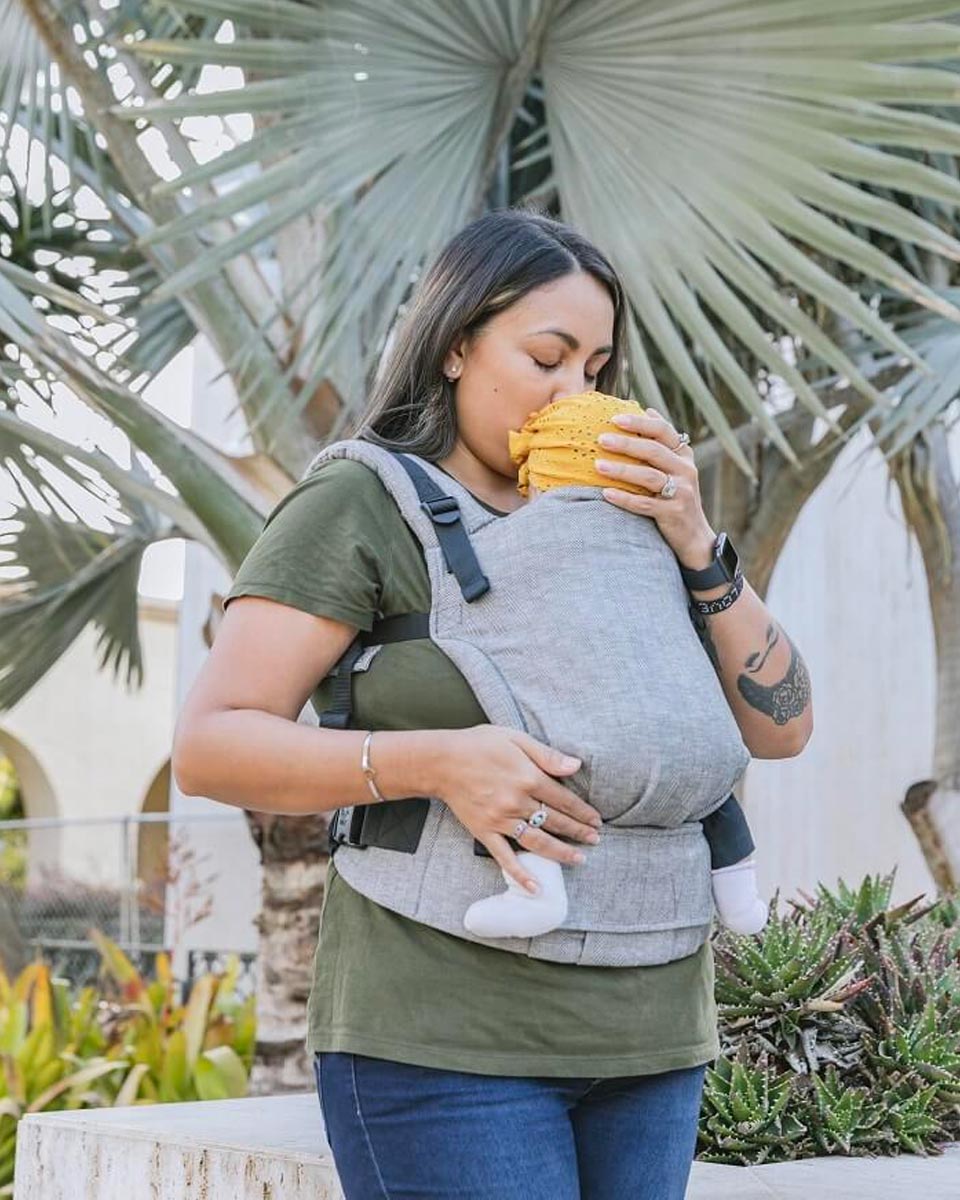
737, 623, 811, 724
687, 602, 721, 673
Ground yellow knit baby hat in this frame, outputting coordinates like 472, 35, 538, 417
507, 391, 657, 499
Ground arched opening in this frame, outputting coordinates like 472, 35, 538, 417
0, 731, 58, 885
0, 732, 57, 975
137, 761, 170, 946
0, 754, 25, 890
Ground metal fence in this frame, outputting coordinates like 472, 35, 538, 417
0, 812, 258, 998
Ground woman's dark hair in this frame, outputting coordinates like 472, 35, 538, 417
348, 207, 627, 459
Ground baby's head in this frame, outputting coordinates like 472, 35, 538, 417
507, 391, 660, 502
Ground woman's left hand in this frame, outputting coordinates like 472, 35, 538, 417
594, 406, 716, 570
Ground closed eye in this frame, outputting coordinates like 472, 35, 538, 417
533, 358, 598, 382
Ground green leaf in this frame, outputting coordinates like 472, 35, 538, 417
0, 504, 155, 711
182, 974, 216, 1069
159, 1030, 191, 1103
193, 1045, 247, 1101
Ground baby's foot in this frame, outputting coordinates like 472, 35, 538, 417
711, 857, 768, 935
463, 852, 568, 938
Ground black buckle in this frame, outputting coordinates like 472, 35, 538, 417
330, 805, 368, 850
420, 496, 462, 525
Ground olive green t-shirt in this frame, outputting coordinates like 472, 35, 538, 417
223, 456, 721, 1077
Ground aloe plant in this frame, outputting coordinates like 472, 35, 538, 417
698, 1042, 808, 1165
713, 899, 868, 1076
699, 869, 960, 1165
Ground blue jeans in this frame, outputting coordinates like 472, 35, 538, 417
313, 1050, 707, 1199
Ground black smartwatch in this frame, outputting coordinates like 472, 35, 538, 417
678, 532, 741, 591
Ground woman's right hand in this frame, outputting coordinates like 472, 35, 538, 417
430, 724, 603, 894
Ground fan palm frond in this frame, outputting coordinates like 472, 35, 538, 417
114, 0, 960, 473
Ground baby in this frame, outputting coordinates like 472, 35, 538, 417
462, 391, 768, 940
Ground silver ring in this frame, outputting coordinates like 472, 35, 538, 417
660, 474, 678, 499
528, 804, 548, 829
672, 431, 690, 450
514, 819, 529, 840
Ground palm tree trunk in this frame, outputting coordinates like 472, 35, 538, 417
244, 811, 331, 1094
705, 405, 863, 600
889, 422, 960, 891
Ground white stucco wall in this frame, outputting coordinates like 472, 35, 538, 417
0, 599, 178, 886
164, 337, 262, 975
742, 419, 960, 911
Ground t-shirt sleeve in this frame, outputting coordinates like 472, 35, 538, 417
221, 458, 393, 632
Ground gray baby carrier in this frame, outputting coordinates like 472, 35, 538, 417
312, 439, 750, 967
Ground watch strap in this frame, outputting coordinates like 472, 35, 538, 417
679, 534, 733, 590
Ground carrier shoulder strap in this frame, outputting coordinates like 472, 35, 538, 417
317, 450, 489, 732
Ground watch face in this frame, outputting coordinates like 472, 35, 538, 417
717, 533, 739, 579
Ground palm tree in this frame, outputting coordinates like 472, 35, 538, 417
3, 0, 960, 1088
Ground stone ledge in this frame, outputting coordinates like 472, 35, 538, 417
14, 1094, 339, 1200
687, 1141, 960, 1199
13, 1093, 960, 1199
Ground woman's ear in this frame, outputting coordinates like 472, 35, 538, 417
443, 335, 468, 380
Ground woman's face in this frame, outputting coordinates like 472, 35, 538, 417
442, 270, 616, 486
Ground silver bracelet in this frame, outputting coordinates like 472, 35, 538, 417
688, 570, 745, 616
361, 731, 387, 803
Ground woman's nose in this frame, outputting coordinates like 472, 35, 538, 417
553, 371, 594, 399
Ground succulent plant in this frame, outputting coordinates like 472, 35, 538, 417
866, 1000, 960, 1104
698, 870, 960, 1164
713, 896, 868, 1076
802, 1064, 891, 1155
791, 871, 900, 928
698, 1041, 809, 1165
878, 1080, 952, 1154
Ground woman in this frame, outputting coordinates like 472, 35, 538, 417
173, 208, 813, 1199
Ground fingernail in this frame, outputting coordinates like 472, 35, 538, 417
561, 755, 581, 767
586, 832, 600, 844
573, 852, 586, 864
525, 880, 540, 894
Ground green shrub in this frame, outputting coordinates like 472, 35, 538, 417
699, 870, 960, 1164
0, 931, 255, 1195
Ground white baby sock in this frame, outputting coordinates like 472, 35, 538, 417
711, 857, 768, 935
463, 852, 568, 938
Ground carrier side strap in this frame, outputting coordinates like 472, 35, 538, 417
317, 638, 364, 730
319, 614, 430, 731
393, 452, 491, 602
359, 612, 430, 645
